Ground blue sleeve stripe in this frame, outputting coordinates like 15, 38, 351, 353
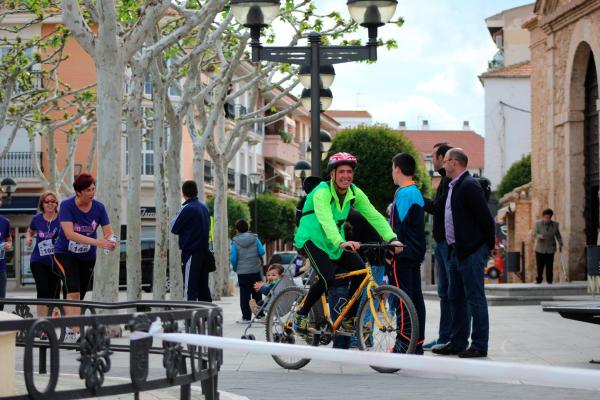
395, 186, 424, 222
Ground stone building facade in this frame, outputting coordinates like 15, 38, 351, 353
526, 0, 600, 281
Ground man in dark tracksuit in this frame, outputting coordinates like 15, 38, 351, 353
423, 143, 453, 350
170, 180, 212, 302
390, 153, 426, 354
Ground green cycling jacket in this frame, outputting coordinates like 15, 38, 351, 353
294, 180, 396, 260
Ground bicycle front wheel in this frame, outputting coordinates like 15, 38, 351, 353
265, 286, 317, 370
356, 284, 419, 373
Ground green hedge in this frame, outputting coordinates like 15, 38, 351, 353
325, 125, 431, 213
248, 193, 296, 243
206, 195, 251, 237
496, 154, 531, 198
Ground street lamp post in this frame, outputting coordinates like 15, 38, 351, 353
249, 172, 262, 234
293, 159, 311, 190
231, 0, 397, 177
0, 177, 17, 205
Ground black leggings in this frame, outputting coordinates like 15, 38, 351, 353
30, 262, 62, 299
298, 241, 364, 317
53, 253, 95, 299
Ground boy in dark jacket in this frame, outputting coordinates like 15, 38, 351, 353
390, 153, 426, 354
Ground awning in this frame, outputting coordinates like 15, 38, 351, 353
0, 196, 39, 215
265, 161, 291, 180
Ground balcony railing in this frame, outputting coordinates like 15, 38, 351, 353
0, 152, 42, 178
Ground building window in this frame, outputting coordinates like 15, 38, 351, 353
144, 73, 153, 96
224, 102, 235, 120
168, 84, 181, 97
124, 108, 154, 176
141, 133, 154, 176
228, 168, 235, 190
240, 173, 248, 194
141, 108, 154, 175
204, 160, 213, 184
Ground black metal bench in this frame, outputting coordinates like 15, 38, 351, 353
0, 298, 223, 400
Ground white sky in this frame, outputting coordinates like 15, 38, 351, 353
276, 0, 534, 135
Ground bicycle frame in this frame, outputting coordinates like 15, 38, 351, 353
318, 263, 390, 332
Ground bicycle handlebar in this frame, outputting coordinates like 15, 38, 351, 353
359, 242, 405, 250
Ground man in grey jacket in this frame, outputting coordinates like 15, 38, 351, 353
230, 219, 266, 323
534, 208, 563, 284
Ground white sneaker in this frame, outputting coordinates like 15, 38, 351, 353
64, 330, 81, 343
236, 319, 251, 324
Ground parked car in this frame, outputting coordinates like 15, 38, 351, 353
118, 239, 156, 292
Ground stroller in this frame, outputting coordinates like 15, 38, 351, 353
241, 266, 296, 340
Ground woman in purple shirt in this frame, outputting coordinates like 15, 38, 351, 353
53, 173, 116, 343
25, 191, 61, 319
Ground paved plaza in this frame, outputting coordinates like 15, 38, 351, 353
8, 288, 600, 399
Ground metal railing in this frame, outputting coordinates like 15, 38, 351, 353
0, 298, 222, 400
0, 152, 42, 178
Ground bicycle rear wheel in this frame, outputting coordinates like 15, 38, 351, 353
356, 284, 419, 373
265, 286, 317, 370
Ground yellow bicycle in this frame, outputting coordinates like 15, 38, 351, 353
265, 242, 419, 373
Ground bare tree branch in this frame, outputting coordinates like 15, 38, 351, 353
61, 0, 96, 57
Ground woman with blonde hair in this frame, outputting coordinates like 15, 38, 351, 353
25, 191, 61, 320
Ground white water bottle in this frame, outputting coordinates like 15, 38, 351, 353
104, 234, 117, 255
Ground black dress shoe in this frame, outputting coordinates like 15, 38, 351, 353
458, 348, 487, 358
431, 344, 461, 355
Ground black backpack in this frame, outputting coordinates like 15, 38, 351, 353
295, 176, 323, 227
473, 174, 492, 202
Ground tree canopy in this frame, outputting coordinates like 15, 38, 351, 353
249, 193, 296, 243
497, 154, 531, 198
207, 195, 251, 238
325, 126, 431, 214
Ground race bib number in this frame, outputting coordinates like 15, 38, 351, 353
38, 239, 55, 256
68, 240, 91, 254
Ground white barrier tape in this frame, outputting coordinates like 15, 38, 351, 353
149, 332, 600, 391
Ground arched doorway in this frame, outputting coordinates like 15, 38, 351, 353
584, 54, 599, 246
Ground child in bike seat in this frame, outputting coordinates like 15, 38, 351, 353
250, 263, 284, 316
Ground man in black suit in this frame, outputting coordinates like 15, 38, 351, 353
432, 148, 494, 358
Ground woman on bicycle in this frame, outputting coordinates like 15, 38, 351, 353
293, 152, 403, 333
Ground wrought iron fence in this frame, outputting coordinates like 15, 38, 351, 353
0, 298, 222, 400
0, 152, 42, 178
